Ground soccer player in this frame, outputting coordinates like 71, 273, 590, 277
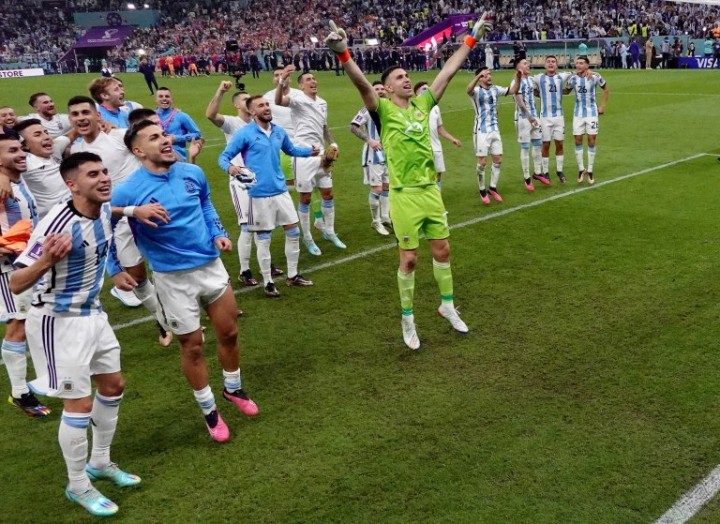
155, 87, 202, 161
531, 55, 572, 183
117, 121, 259, 442
511, 59, 545, 191
12, 119, 71, 219
25, 92, 71, 138
413, 81, 462, 189
138, 57, 159, 94
565, 56, 609, 185
275, 67, 345, 255
0, 106, 18, 136
0, 136, 51, 417
326, 17, 493, 349
264, 66, 300, 189
10, 152, 140, 517
88, 77, 129, 128
68, 95, 172, 344
467, 66, 521, 205
350, 80, 391, 235
219, 95, 319, 297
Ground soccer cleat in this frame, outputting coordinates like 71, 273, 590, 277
381, 219, 393, 231
587, 172, 595, 185
557, 172, 567, 184
488, 187, 503, 203
303, 238, 322, 256
270, 264, 284, 277
323, 232, 347, 249
86, 463, 141, 488
437, 304, 469, 334
577, 170, 585, 184
110, 287, 142, 307
238, 269, 258, 287
223, 388, 260, 417
156, 321, 173, 347
401, 315, 420, 350
524, 178, 535, 192
204, 410, 230, 442
286, 274, 314, 287
533, 173, 551, 186
479, 190, 490, 205
264, 282, 280, 298
65, 486, 119, 517
371, 221, 390, 236
8, 392, 51, 417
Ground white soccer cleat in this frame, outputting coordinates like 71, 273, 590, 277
437, 303, 469, 334
371, 221, 390, 236
401, 315, 420, 350
110, 287, 142, 307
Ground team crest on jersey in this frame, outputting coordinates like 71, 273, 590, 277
26, 242, 44, 260
183, 177, 198, 195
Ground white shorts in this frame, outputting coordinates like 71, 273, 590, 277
153, 258, 230, 335
247, 192, 299, 231
115, 217, 144, 268
363, 163, 389, 186
474, 131, 503, 157
0, 271, 32, 321
26, 308, 121, 399
540, 116, 565, 142
293, 155, 333, 193
433, 150, 446, 174
229, 178, 250, 225
573, 116, 599, 136
515, 118, 542, 143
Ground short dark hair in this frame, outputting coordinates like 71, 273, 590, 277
128, 108, 158, 126
297, 71, 312, 84
372, 80, 383, 87
380, 65, 403, 85
28, 92, 49, 107
0, 134, 21, 145
157, 86, 171, 93
232, 91, 248, 103
124, 119, 156, 152
273, 65, 285, 72
67, 95, 96, 110
577, 55, 590, 64
59, 152, 102, 180
245, 95, 265, 110
475, 66, 490, 75
545, 55, 557, 61
12, 118, 43, 135
413, 81, 428, 94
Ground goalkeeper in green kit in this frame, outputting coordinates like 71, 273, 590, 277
325, 14, 493, 350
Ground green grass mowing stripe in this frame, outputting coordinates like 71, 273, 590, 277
654, 465, 720, 524
110, 151, 710, 333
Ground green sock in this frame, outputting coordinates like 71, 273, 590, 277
312, 199, 323, 221
397, 270, 415, 316
433, 259, 454, 304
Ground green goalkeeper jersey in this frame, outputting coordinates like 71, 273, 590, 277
376, 90, 437, 189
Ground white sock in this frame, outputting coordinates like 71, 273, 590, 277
490, 163, 501, 188
89, 393, 122, 470
476, 164, 486, 191
379, 190, 390, 223
285, 226, 300, 279
588, 147, 596, 173
531, 143, 543, 175
59, 411, 91, 492
133, 278, 160, 317
223, 369, 241, 393
2, 339, 29, 398
238, 225, 253, 273
520, 147, 530, 178
556, 155, 564, 173
321, 199, 335, 236
542, 156, 550, 174
255, 232, 272, 286
298, 202, 312, 240
575, 146, 585, 171
368, 192, 380, 223
193, 385, 216, 416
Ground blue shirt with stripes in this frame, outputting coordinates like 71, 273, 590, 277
350, 107, 385, 166
532, 72, 571, 118
567, 72, 606, 118
512, 76, 539, 120
470, 85, 509, 133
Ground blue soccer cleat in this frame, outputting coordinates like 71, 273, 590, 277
86, 462, 141, 488
65, 486, 119, 517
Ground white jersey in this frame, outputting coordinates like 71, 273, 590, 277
263, 87, 300, 139
429, 106, 442, 152
120, 100, 144, 114
22, 136, 71, 219
15, 201, 114, 316
287, 91, 327, 147
511, 76, 539, 120
219, 115, 250, 167
24, 113, 71, 138
71, 129, 141, 187
532, 72, 571, 118
471, 85, 510, 133
350, 107, 384, 166
0, 179, 38, 274
567, 72, 606, 118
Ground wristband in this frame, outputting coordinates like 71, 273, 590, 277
122, 206, 136, 218
337, 50, 351, 63
464, 35, 476, 48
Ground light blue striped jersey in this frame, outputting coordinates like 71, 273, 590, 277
532, 72, 571, 118
470, 85, 509, 133
567, 72, 606, 118
0, 180, 38, 274
350, 107, 385, 166
512, 76, 539, 120
15, 201, 115, 316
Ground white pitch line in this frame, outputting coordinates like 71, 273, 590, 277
654, 465, 720, 524
111, 151, 711, 332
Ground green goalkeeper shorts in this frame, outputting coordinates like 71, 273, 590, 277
280, 152, 293, 181
389, 185, 449, 250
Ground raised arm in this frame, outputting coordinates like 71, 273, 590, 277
466, 72, 482, 96
274, 64, 295, 107
205, 81, 232, 127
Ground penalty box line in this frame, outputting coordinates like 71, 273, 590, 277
111, 152, 710, 333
